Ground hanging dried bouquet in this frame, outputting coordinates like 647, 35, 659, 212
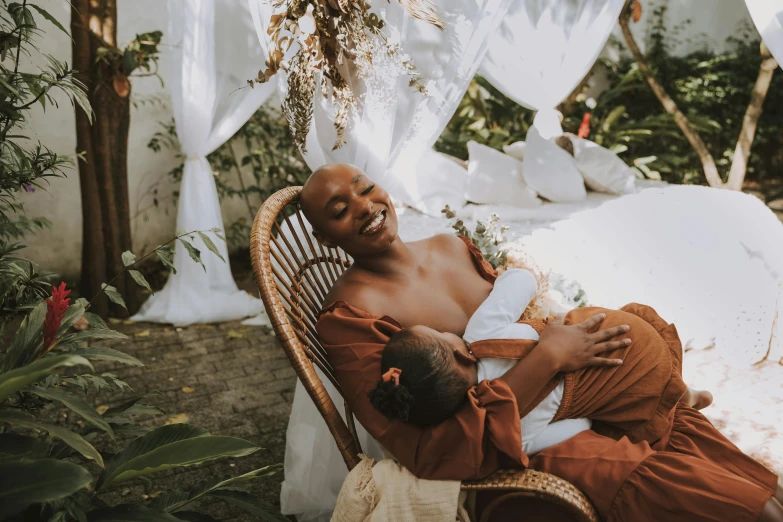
252, 0, 444, 152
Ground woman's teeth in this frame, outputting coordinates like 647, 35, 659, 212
361, 211, 386, 235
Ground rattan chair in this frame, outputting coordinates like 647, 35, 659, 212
250, 186, 600, 522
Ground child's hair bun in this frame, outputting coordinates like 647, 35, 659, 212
368, 379, 415, 422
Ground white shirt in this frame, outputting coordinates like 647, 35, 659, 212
464, 269, 591, 455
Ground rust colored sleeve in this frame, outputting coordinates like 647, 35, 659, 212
317, 304, 527, 480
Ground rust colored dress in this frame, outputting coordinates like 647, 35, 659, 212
316, 236, 778, 522
472, 302, 688, 445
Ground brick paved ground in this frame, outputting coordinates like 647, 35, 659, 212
88, 318, 295, 521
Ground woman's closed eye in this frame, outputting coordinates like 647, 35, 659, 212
361, 184, 375, 195
332, 204, 347, 219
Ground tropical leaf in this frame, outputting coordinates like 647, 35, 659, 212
128, 270, 154, 294
0, 433, 50, 461
83, 312, 109, 330
0, 459, 92, 518
178, 240, 204, 272
0, 410, 103, 466
58, 328, 129, 347
71, 347, 144, 368
99, 424, 259, 490
196, 232, 225, 263
87, 504, 183, 522
207, 490, 289, 522
121, 251, 137, 267
101, 284, 127, 310
154, 466, 281, 513
1, 300, 46, 371
56, 299, 87, 338
0, 354, 92, 401
101, 395, 161, 417
171, 512, 220, 522
28, 386, 114, 438
155, 246, 177, 274
28, 4, 70, 37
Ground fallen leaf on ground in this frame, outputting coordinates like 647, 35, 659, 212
135, 330, 151, 338
181, 386, 195, 393
123, 319, 136, 325
227, 329, 245, 339
96, 405, 108, 414
165, 413, 189, 425
109, 318, 123, 325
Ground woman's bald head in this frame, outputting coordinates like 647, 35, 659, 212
299, 164, 398, 256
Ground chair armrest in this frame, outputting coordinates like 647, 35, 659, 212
461, 468, 600, 522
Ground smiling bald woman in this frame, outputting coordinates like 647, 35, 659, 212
298, 163, 781, 522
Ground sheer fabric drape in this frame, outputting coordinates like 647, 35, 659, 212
479, 0, 625, 139
133, 0, 276, 326
745, 0, 783, 67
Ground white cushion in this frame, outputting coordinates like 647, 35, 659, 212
571, 137, 637, 195
465, 141, 541, 207
502, 141, 526, 162
407, 149, 469, 216
522, 128, 586, 203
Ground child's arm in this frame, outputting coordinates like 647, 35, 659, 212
523, 418, 592, 456
464, 269, 539, 342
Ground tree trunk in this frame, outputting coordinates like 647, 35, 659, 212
71, 0, 138, 315
725, 52, 777, 191
619, 0, 776, 191
618, 0, 723, 188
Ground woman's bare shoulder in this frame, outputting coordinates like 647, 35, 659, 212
321, 266, 388, 314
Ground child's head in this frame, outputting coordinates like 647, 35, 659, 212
368, 325, 478, 427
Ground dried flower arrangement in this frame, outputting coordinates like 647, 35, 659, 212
251, 0, 444, 152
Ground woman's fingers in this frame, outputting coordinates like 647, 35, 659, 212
585, 356, 623, 367
589, 324, 630, 342
549, 314, 566, 326
592, 339, 631, 354
576, 313, 606, 331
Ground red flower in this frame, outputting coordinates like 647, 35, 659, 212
43, 282, 71, 353
577, 112, 591, 139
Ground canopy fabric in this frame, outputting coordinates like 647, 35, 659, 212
249, 0, 512, 208
132, 0, 276, 326
745, 0, 783, 67
479, 0, 626, 139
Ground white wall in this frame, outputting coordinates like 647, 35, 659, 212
608, 0, 755, 58
19, 0, 258, 279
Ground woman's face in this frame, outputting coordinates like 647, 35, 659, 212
300, 164, 399, 257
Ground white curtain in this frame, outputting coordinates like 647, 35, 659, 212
745, 0, 783, 67
133, 0, 276, 327
479, 0, 625, 139
250, 0, 512, 208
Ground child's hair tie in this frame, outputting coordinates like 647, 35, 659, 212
382, 367, 402, 386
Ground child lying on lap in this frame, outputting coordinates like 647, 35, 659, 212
369, 269, 712, 454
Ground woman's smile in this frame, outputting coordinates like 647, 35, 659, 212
360, 209, 387, 236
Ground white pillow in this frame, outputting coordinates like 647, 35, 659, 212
465, 141, 541, 207
522, 128, 586, 203
502, 141, 526, 162
407, 149, 469, 216
570, 137, 637, 195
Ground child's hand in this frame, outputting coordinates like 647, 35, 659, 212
538, 313, 630, 373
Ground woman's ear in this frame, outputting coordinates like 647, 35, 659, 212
312, 229, 336, 249
454, 348, 477, 366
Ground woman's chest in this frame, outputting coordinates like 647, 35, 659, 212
390, 266, 492, 335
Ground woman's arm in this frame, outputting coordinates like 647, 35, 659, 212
499, 313, 629, 413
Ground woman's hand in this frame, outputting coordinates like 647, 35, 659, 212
538, 313, 630, 373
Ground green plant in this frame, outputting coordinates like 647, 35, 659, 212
442, 205, 508, 269
436, 4, 783, 191
147, 103, 310, 250
0, 281, 286, 521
